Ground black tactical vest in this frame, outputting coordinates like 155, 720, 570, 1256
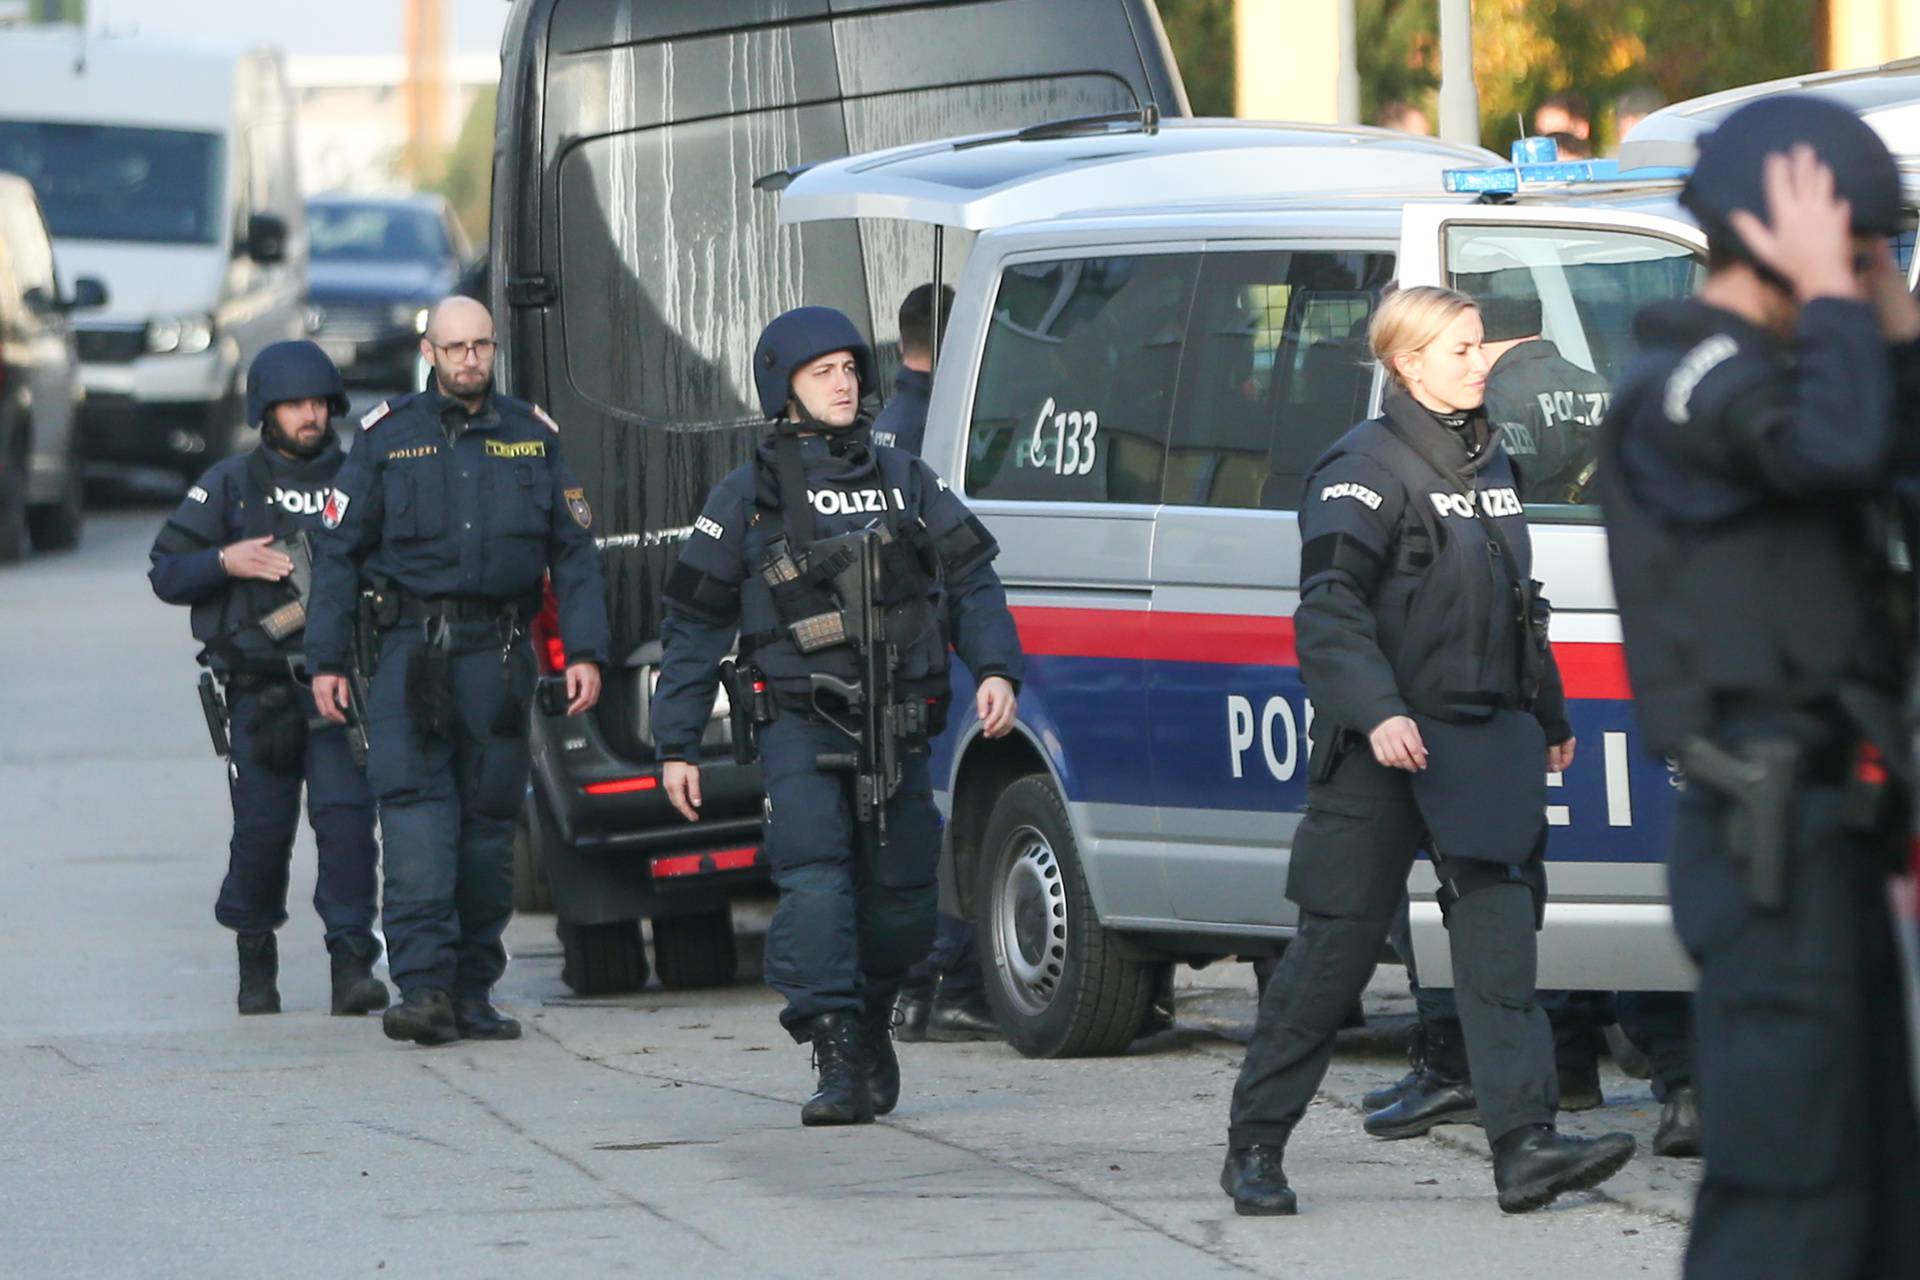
193, 446, 341, 674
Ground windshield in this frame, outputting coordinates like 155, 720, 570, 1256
308, 204, 450, 264
0, 121, 222, 245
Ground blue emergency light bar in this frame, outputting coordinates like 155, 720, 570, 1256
1440, 135, 1687, 194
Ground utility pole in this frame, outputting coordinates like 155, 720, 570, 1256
1437, 0, 1480, 147
402, 0, 448, 182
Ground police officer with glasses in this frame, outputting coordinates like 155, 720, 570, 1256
149, 340, 387, 1019
1600, 96, 1920, 1278
1220, 285, 1635, 1217
652, 306, 1022, 1127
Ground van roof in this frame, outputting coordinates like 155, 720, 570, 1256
772, 115, 1502, 232
0, 26, 246, 132
1621, 58, 1920, 169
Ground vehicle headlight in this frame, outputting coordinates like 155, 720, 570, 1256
147, 313, 216, 356
413, 306, 430, 335
389, 301, 421, 329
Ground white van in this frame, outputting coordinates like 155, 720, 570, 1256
775, 118, 1747, 1056
0, 26, 307, 482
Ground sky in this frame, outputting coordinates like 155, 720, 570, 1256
83, 0, 512, 58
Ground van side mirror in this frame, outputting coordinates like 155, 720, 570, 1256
66, 277, 109, 311
245, 213, 288, 265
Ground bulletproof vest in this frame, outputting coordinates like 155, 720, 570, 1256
1318, 399, 1540, 720
192, 444, 342, 674
737, 429, 950, 702
1600, 363, 1906, 757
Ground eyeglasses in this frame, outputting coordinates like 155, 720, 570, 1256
431, 338, 497, 362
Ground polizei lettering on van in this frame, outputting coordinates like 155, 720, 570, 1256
1430, 487, 1522, 519
807, 488, 904, 517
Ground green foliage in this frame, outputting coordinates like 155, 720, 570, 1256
1159, 0, 1236, 117
417, 90, 495, 246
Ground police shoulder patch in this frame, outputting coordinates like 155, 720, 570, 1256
186, 485, 210, 504
321, 490, 351, 529
360, 401, 392, 431
533, 404, 561, 434
1662, 335, 1739, 424
1319, 481, 1384, 510
694, 515, 725, 539
564, 486, 592, 529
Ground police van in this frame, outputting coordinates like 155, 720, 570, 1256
770, 113, 1871, 1057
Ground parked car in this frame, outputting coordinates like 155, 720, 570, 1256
0, 26, 306, 485
774, 118, 1729, 1056
0, 171, 105, 562
493, 0, 1191, 994
306, 192, 472, 389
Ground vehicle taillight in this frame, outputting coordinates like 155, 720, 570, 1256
530, 575, 565, 674
650, 846, 761, 879
582, 775, 658, 796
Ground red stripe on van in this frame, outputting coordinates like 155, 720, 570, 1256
1008, 605, 1632, 700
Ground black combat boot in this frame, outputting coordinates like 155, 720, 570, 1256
926, 986, 999, 1042
1557, 1057, 1604, 1112
328, 934, 390, 1016
1492, 1124, 1636, 1214
382, 988, 460, 1047
453, 997, 522, 1041
1364, 1029, 1476, 1137
894, 990, 932, 1043
236, 933, 280, 1015
1364, 1022, 1433, 1113
1220, 1145, 1297, 1216
1652, 1084, 1701, 1158
801, 1011, 874, 1127
863, 1000, 901, 1116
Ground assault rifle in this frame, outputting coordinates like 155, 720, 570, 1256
342, 585, 381, 767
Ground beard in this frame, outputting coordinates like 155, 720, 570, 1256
265, 418, 331, 459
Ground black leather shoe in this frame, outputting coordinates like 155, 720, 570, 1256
1219, 1146, 1297, 1216
893, 992, 931, 1043
382, 988, 460, 1047
236, 933, 280, 1016
1364, 1070, 1479, 1138
1652, 1085, 1701, 1158
1557, 1058, 1604, 1112
1363, 1068, 1422, 1114
452, 997, 522, 1041
328, 935, 389, 1016
1493, 1124, 1636, 1214
927, 988, 1000, 1042
863, 1002, 901, 1116
801, 1012, 874, 1127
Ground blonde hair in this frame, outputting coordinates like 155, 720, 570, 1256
1368, 285, 1479, 392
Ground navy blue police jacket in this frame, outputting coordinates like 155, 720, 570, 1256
1483, 339, 1611, 503
1600, 296, 1920, 766
149, 436, 349, 675
871, 366, 932, 455
651, 423, 1022, 762
305, 385, 611, 674
1297, 390, 1568, 744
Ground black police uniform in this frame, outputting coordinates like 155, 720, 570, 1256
870, 366, 931, 455
1227, 388, 1634, 1210
149, 341, 383, 1014
1483, 339, 1611, 503
306, 384, 611, 1031
1604, 293, 1920, 1275
654, 427, 1020, 1042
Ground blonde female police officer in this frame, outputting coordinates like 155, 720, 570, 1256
652, 306, 1022, 1127
1220, 286, 1635, 1217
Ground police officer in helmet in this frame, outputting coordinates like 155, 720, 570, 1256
1221, 285, 1635, 1217
653, 305, 1023, 1125
148, 339, 387, 1018
1600, 95, 1920, 1276
307, 296, 612, 1047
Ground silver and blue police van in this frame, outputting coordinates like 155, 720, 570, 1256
771, 113, 1869, 1057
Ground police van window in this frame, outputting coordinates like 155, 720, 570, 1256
964, 252, 1198, 504
1446, 224, 1702, 513
1163, 249, 1394, 509
556, 106, 872, 425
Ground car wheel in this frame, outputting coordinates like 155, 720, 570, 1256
0, 432, 30, 563
27, 444, 84, 552
511, 791, 554, 913
973, 773, 1154, 1058
557, 919, 650, 996
651, 908, 739, 990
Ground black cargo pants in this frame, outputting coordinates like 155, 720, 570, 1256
1670, 784, 1919, 1280
1229, 749, 1558, 1151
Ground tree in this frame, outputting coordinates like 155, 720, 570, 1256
415, 89, 495, 246
1159, 0, 1236, 117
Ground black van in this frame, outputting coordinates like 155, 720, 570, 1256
491, 0, 1187, 993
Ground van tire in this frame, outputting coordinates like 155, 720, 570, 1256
973, 773, 1153, 1058
651, 908, 739, 990
27, 446, 83, 552
557, 919, 650, 996
511, 793, 554, 914
0, 432, 29, 563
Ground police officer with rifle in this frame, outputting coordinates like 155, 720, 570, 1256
1600, 96, 1920, 1277
148, 340, 387, 1019
653, 306, 1023, 1127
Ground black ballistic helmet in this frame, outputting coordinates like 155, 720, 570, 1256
246, 339, 350, 427
752, 306, 875, 420
1681, 94, 1902, 255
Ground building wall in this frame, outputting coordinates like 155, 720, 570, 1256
1235, 0, 1340, 123
287, 51, 494, 194
1827, 0, 1920, 69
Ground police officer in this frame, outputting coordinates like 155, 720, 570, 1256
1221, 285, 1635, 1217
148, 340, 387, 1018
306, 296, 611, 1047
1474, 270, 1612, 503
1600, 96, 1920, 1276
652, 305, 1022, 1125
870, 283, 951, 455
